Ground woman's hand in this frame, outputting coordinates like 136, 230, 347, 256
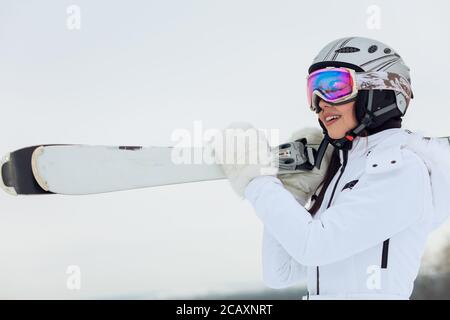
214, 122, 277, 198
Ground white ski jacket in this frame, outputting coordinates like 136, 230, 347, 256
244, 128, 450, 300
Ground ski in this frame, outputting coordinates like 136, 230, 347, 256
1, 144, 226, 195
0, 137, 318, 196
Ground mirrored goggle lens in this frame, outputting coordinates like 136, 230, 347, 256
307, 69, 354, 108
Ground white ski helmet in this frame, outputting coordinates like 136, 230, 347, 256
309, 36, 413, 151
309, 37, 411, 82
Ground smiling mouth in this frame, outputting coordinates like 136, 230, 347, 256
324, 115, 341, 125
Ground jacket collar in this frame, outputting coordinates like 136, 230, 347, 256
338, 128, 405, 164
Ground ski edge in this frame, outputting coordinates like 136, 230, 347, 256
0, 153, 17, 196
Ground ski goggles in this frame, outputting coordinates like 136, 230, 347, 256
307, 67, 413, 112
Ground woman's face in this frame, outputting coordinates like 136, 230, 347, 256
318, 99, 358, 139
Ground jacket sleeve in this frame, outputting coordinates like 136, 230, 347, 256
245, 148, 430, 266
261, 227, 307, 288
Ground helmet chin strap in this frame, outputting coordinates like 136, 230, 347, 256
314, 90, 376, 169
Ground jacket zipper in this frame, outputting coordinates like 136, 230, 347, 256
316, 149, 348, 295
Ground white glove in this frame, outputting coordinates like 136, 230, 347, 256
277, 127, 333, 204
214, 122, 278, 198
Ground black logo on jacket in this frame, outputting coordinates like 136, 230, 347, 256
341, 179, 359, 191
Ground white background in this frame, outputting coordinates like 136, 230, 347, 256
0, 0, 449, 299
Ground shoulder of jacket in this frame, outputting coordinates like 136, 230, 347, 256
365, 130, 425, 175
365, 144, 403, 174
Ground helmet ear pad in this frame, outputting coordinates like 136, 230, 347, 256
355, 90, 368, 124
355, 90, 402, 129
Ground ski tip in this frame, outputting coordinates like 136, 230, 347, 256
0, 153, 18, 196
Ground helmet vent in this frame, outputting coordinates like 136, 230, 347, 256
368, 45, 378, 53
335, 47, 360, 53
384, 48, 392, 54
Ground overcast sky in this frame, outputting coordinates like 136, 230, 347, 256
0, 0, 449, 299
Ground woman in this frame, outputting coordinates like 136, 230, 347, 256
216, 37, 450, 299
